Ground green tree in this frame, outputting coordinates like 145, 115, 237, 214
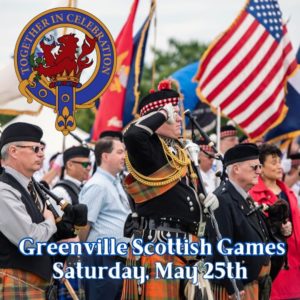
0, 115, 14, 128
140, 38, 207, 97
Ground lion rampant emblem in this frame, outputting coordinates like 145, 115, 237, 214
31, 33, 96, 86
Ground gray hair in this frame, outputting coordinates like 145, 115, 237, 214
1, 142, 17, 161
226, 164, 233, 175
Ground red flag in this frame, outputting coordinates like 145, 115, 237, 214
194, 0, 298, 140
92, 0, 139, 141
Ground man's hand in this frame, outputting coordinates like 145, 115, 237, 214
52, 153, 64, 172
43, 207, 56, 225
281, 220, 292, 237
201, 193, 219, 213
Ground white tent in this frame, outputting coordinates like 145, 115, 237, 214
0, 0, 75, 114
0, 62, 43, 115
4, 106, 89, 156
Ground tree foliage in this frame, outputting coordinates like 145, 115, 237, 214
140, 38, 207, 97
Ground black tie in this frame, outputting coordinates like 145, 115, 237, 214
28, 181, 42, 212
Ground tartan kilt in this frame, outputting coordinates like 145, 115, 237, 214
121, 250, 189, 300
0, 268, 49, 300
211, 263, 271, 300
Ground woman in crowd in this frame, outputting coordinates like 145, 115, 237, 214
250, 143, 300, 300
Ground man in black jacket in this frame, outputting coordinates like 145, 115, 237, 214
122, 80, 219, 299
52, 146, 91, 205
0, 122, 57, 299
206, 143, 271, 300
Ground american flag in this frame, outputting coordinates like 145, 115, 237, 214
194, 0, 298, 140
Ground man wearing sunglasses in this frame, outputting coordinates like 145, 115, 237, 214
206, 143, 271, 300
0, 122, 57, 299
50, 147, 91, 300
52, 146, 91, 205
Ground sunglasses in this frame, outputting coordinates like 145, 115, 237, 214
71, 161, 92, 168
15, 145, 45, 153
249, 164, 262, 171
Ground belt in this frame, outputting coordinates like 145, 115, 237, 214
140, 217, 199, 236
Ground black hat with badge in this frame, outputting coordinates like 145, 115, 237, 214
138, 79, 180, 116
99, 130, 123, 142
0, 122, 43, 151
63, 146, 90, 165
224, 143, 259, 167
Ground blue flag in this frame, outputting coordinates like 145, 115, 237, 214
265, 48, 300, 142
170, 62, 216, 132
123, 1, 155, 126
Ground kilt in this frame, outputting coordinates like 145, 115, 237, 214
211, 263, 271, 300
0, 268, 49, 300
121, 251, 186, 300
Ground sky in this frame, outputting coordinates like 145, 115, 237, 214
1, 0, 300, 69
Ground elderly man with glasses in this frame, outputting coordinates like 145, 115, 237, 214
206, 143, 272, 300
0, 122, 57, 299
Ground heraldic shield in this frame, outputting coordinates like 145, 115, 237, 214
14, 7, 116, 135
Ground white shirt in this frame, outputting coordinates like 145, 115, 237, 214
0, 166, 56, 245
200, 169, 217, 194
79, 167, 131, 244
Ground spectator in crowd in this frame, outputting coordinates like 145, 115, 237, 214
52, 146, 91, 205
250, 143, 300, 300
197, 138, 217, 193
79, 137, 131, 300
220, 124, 239, 154
284, 153, 300, 206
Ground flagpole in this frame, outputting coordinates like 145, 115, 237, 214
217, 106, 221, 153
151, 0, 157, 89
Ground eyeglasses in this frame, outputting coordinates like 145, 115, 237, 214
15, 145, 45, 153
71, 161, 92, 168
249, 164, 262, 171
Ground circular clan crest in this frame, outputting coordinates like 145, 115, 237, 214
14, 7, 116, 135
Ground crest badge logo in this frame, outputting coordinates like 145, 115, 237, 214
14, 8, 116, 135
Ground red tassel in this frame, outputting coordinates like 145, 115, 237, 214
149, 88, 155, 94
157, 79, 172, 91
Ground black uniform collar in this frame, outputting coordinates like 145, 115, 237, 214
225, 181, 268, 241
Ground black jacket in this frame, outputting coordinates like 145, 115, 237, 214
124, 112, 201, 225
206, 181, 270, 295
0, 172, 53, 280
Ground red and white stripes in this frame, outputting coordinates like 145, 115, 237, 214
195, 7, 297, 140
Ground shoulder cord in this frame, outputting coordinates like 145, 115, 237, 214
125, 137, 196, 186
